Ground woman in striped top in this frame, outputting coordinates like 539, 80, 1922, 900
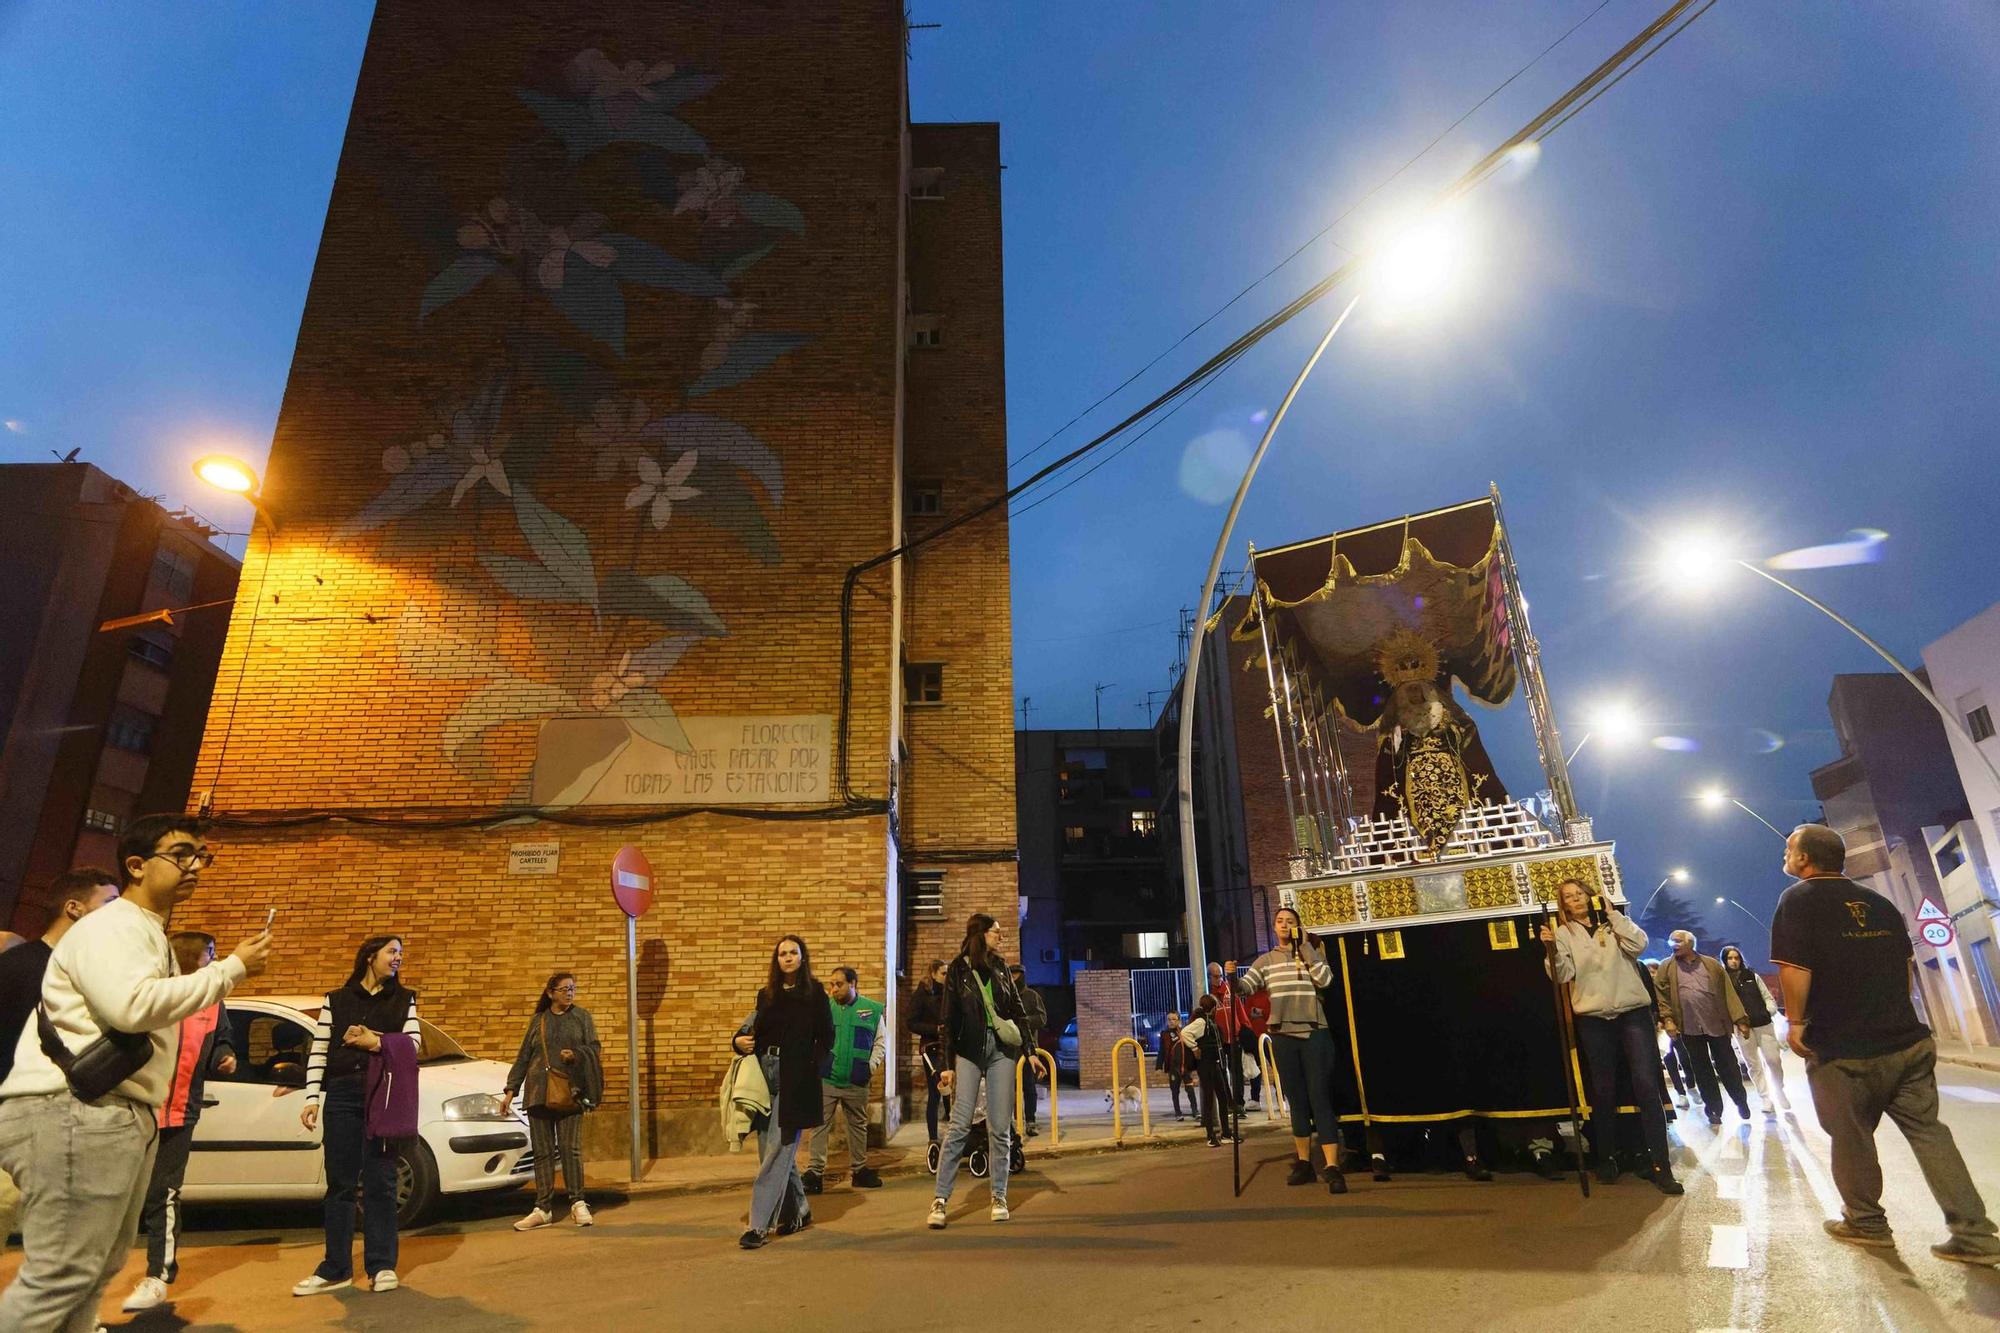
291, 935, 423, 1299
1229, 907, 1347, 1194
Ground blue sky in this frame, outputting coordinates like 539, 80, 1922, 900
4, 2, 1997, 963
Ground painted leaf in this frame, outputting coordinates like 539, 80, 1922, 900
530, 716, 632, 806
419, 254, 501, 320
603, 235, 727, 297
546, 265, 625, 354
509, 330, 616, 414
719, 242, 774, 283
479, 553, 586, 603
628, 633, 698, 683
511, 488, 598, 607
649, 71, 724, 110
736, 191, 805, 235
442, 678, 576, 771
395, 604, 504, 680
687, 469, 780, 564
686, 332, 813, 397
614, 106, 707, 156
335, 450, 459, 539
600, 570, 728, 635
518, 90, 604, 161
608, 689, 692, 753
647, 414, 784, 504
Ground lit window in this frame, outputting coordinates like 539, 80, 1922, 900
1130, 809, 1158, 835
904, 662, 944, 705
82, 808, 121, 833
1064, 826, 1085, 848
1970, 706, 1995, 744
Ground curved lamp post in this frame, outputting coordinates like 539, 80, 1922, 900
1696, 785, 1786, 839
1637, 866, 1691, 921
1715, 895, 1769, 934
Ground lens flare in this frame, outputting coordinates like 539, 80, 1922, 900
1177, 428, 1252, 504
1651, 735, 1700, 753
1767, 528, 1888, 571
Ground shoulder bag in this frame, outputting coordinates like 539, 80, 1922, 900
37, 1005, 152, 1103
539, 1012, 577, 1114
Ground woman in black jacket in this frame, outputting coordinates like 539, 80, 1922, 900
906, 958, 948, 1144
503, 971, 603, 1231
730, 935, 834, 1250
926, 913, 1029, 1231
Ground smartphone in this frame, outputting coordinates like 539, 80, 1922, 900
264, 907, 277, 931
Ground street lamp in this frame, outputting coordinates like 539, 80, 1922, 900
1637, 866, 1691, 921
1566, 698, 1642, 764
1715, 895, 1769, 933
193, 453, 278, 531
1658, 536, 2000, 793
1695, 785, 1786, 839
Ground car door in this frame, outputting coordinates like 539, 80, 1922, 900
184, 1006, 324, 1195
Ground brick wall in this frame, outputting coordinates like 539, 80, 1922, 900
1074, 968, 1132, 1091
177, 0, 1009, 1156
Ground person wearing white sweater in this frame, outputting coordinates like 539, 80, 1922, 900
0, 814, 271, 1332
1539, 878, 1682, 1195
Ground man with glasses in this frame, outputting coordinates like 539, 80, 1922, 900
0, 814, 271, 1331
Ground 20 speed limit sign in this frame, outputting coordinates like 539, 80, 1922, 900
1916, 898, 1955, 948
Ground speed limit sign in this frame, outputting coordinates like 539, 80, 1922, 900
1916, 898, 1955, 949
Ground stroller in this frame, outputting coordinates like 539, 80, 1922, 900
923, 1042, 1027, 1179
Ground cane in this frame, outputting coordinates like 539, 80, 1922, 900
1541, 905, 1591, 1198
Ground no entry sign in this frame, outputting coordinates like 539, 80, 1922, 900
1916, 898, 1954, 949
612, 845, 654, 918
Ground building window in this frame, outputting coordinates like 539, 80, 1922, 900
150, 542, 197, 604
1130, 809, 1158, 836
127, 630, 175, 672
906, 483, 942, 516
1064, 826, 1085, 849
1970, 705, 1995, 743
104, 706, 156, 754
904, 662, 944, 706
909, 315, 943, 349
910, 167, 945, 200
82, 808, 121, 833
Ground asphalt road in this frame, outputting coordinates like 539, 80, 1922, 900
10, 1053, 2000, 1331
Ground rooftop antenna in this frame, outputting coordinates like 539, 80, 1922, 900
1019, 695, 1034, 729
1094, 682, 1115, 731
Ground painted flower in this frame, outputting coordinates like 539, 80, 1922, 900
567, 49, 676, 102
578, 399, 653, 479
624, 451, 700, 530
457, 198, 529, 258
674, 161, 745, 226
535, 214, 617, 291
587, 650, 648, 711
700, 298, 758, 371
381, 431, 447, 475
451, 443, 512, 505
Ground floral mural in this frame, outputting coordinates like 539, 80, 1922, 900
335, 47, 808, 802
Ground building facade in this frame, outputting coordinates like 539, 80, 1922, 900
1922, 603, 2000, 1038
186, 0, 1013, 1153
0, 462, 240, 933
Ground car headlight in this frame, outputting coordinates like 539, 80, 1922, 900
442, 1093, 513, 1121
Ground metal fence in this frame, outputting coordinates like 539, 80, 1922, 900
1128, 967, 1194, 1052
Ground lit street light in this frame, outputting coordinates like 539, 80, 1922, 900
1695, 784, 1786, 839
1637, 866, 1691, 921
1715, 895, 1769, 933
193, 453, 278, 531
1566, 698, 1642, 764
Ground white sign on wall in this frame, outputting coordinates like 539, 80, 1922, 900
508, 842, 562, 875
531, 715, 833, 807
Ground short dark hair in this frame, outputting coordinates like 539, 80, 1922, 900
832, 966, 858, 986
50, 867, 119, 913
169, 931, 216, 975
1792, 823, 1846, 873
1008, 964, 1025, 978
117, 813, 207, 881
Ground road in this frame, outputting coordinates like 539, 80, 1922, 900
9, 1054, 2000, 1331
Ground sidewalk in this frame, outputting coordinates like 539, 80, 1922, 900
1938, 1045, 2000, 1076
586, 1085, 1288, 1199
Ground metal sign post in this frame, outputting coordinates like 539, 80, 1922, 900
611, 846, 654, 1184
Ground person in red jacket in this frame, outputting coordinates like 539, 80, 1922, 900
122, 932, 237, 1314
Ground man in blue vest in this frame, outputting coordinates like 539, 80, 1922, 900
803, 966, 885, 1193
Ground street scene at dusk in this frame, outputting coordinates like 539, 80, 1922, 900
2, 2, 1998, 1330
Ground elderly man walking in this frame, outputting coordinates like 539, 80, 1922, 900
1773, 824, 2000, 1266
1654, 929, 1752, 1125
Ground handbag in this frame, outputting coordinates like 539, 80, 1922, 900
539, 1013, 577, 1114
976, 973, 1023, 1053
37, 1005, 152, 1103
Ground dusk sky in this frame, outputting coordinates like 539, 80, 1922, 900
4, 2, 1997, 964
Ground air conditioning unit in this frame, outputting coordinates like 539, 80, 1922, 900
1039, 949, 1059, 964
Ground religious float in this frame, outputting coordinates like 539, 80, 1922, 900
1231, 487, 1641, 1158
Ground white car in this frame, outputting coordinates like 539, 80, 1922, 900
181, 995, 533, 1226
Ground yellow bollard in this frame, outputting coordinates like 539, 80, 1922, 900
1258, 1032, 1288, 1123
1109, 1037, 1153, 1145
1014, 1048, 1059, 1146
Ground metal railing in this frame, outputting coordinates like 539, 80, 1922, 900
1014, 1048, 1058, 1146
1108, 1037, 1153, 1144
1257, 1032, 1288, 1123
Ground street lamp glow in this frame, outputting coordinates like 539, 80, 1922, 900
1671, 867, 1690, 883
194, 455, 259, 496
1656, 530, 1732, 593
1715, 896, 1727, 905
1587, 699, 1642, 746
1697, 786, 1729, 810
1368, 209, 1473, 315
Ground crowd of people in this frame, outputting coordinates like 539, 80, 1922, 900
0, 814, 1995, 1328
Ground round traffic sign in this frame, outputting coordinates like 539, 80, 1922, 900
611, 845, 653, 918
1921, 920, 1954, 948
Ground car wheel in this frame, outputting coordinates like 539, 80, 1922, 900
393, 1139, 441, 1229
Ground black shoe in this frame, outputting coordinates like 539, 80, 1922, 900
738, 1229, 766, 1250
851, 1167, 882, 1189
776, 1210, 812, 1237
1371, 1154, 1392, 1182
1463, 1157, 1493, 1182
1322, 1164, 1349, 1195
1287, 1158, 1316, 1186
1597, 1163, 1621, 1186
801, 1169, 823, 1196
1706, 1113, 1723, 1127
1733, 1104, 1751, 1121
1530, 1150, 1562, 1181
1208, 1136, 1223, 1148
1651, 1167, 1685, 1196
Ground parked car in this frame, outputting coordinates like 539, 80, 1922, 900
1055, 1018, 1079, 1076
180, 995, 533, 1226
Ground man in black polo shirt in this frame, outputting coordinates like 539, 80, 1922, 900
0, 867, 122, 1085
1771, 823, 2000, 1266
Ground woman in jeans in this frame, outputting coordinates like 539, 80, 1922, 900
504, 971, 602, 1230
1228, 906, 1347, 1193
1720, 945, 1790, 1113
1539, 881, 1683, 1194
927, 913, 1030, 1230
906, 959, 949, 1143
731, 935, 833, 1250
293, 936, 423, 1297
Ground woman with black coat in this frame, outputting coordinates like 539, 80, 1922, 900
730, 935, 834, 1250
906, 958, 948, 1143
926, 913, 1030, 1230
503, 971, 603, 1231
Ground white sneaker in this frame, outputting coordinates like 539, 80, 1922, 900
371, 1270, 398, 1292
570, 1199, 594, 1227
292, 1274, 352, 1297
990, 1198, 1011, 1222
122, 1276, 170, 1312
514, 1206, 553, 1231
926, 1198, 948, 1230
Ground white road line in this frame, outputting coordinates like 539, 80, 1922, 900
1715, 1175, 1745, 1200
1708, 1223, 1751, 1269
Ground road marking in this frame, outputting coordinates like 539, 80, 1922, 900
1708, 1224, 1750, 1269
1716, 1175, 1745, 1200
1938, 1084, 2000, 1103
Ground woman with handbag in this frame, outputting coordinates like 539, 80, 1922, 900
926, 912, 1030, 1230
504, 971, 602, 1230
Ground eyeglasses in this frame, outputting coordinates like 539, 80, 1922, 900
553, 984, 578, 994
149, 846, 215, 872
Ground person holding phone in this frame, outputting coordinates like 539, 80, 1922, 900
293, 936, 422, 1297
1539, 879, 1682, 1194
1229, 906, 1347, 1194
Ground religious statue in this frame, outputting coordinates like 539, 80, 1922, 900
1370, 628, 1509, 860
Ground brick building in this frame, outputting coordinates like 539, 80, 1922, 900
188, 0, 1013, 1154
0, 462, 240, 933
